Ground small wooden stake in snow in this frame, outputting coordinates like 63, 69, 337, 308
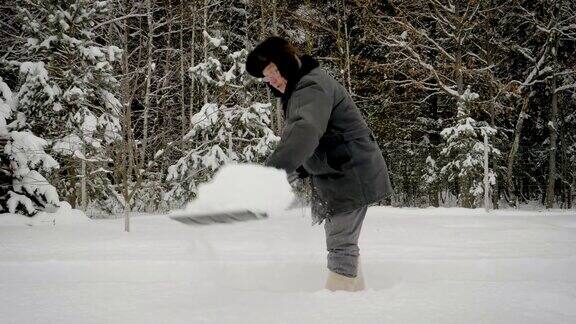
484, 132, 490, 212
125, 208, 130, 232
81, 158, 87, 211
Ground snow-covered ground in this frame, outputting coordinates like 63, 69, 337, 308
1, 206, 576, 324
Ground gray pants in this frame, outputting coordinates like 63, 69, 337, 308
324, 205, 367, 278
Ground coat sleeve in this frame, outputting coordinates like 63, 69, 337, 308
265, 80, 332, 173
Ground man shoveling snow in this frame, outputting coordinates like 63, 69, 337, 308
245, 37, 394, 292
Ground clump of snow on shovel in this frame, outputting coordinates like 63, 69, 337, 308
176, 163, 294, 215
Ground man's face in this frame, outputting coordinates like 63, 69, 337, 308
262, 62, 287, 93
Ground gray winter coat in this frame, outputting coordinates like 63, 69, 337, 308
266, 58, 393, 219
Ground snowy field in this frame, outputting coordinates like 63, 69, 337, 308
1, 206, 576, 324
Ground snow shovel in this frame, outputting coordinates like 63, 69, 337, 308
170, 210, 268, 225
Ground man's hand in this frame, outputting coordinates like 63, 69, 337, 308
287, 166, 310, 186
287, 171, 300, 186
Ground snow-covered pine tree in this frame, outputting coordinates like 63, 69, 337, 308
166, 31, 278, 204
565, 91, 576, 208
0, 76, 59, 215
13, 0, 123, 210
439, 87, 500, 208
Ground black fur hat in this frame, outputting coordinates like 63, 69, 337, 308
246, 36, 301, 83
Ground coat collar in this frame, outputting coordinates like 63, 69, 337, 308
281, 55, 320, 102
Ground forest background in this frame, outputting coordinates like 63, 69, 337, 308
1, 0, 574, 217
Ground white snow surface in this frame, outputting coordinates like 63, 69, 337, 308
173, 163, 294, 215
1, 204, 576, 323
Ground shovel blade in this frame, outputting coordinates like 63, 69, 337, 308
170, 210, 267, 225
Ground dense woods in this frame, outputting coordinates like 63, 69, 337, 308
1, 0, 575, 216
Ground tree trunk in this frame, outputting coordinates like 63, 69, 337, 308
189, 3, 197, 124
142, 0, 153, 163
505, 96, 529, 204
338, 0, 352, 94
202, 0, 208, 105
180, 0, 187, 136
429, 93, 440, 208
487, 0, 499, 209
545, 32, 560, 208
259, 0, 267, 40
120, 1, 134, 214
343, 7, 352, 95
560, 92, 569, 208
271, 0, 283, 134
